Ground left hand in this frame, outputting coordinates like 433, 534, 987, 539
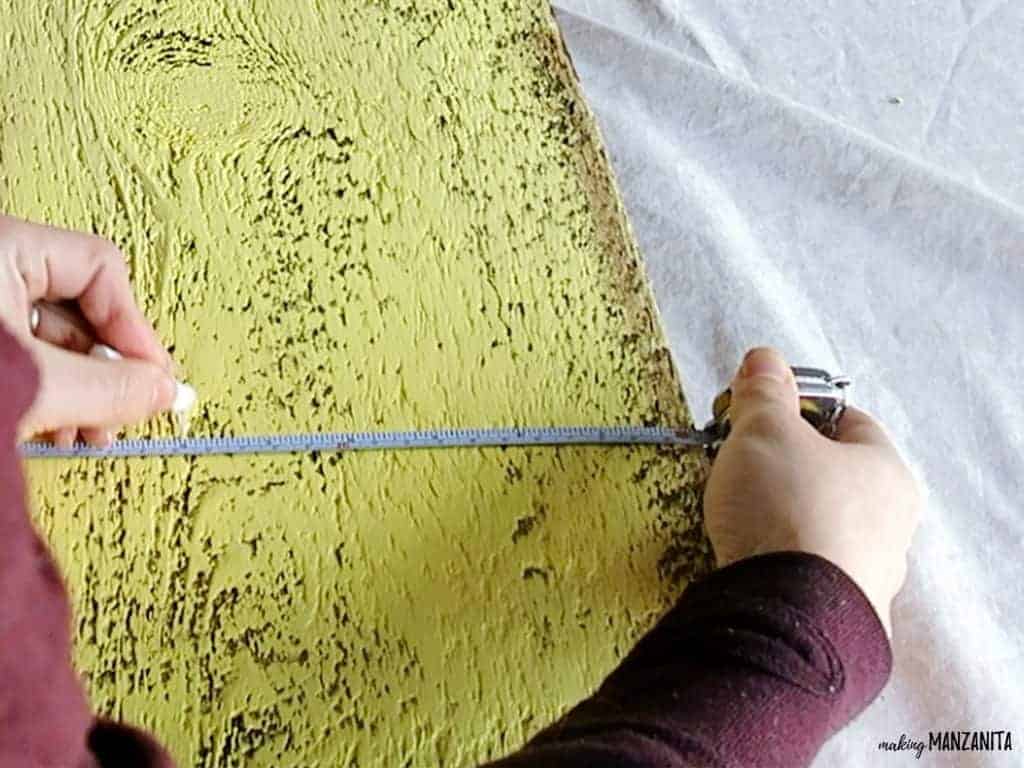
0, 214, 177, 446
703, 348, 921, 636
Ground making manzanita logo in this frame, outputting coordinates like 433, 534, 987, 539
878, 730, 1013, 759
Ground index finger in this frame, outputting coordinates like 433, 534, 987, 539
835, 406, 894, 448
1, 215, 170, 368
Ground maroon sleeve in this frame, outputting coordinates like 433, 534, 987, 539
0, 325, 172, 768
482, 552, 892, 768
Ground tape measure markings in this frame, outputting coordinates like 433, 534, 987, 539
21, 425, 707, 460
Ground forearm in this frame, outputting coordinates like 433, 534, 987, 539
0, 326, 97, 765
0, 325, 172, 767
483, 552, 892, 768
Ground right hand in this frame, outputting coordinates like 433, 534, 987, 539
0, 214, 177, 447
704, 347, 922, 635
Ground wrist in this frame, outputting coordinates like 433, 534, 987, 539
782, 544, 895, 637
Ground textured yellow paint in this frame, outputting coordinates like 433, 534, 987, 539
3, 1, 709, 765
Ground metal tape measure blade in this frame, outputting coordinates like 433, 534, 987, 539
20, 426, 704, 459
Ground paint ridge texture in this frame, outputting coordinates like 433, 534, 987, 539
2, 1, 709, 765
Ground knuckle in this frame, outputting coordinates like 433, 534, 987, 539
733, 377, 784, 403
92, 237, 129, 275
12, 248, 46, 298
112, 370, 134, 408
732, 408, 792, 441
110, 365, 150, 415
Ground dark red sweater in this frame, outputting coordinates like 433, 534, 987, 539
0, 326, 891, 767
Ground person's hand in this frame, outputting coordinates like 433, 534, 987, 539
704, 347, 921, 635
0, 214, 176, 446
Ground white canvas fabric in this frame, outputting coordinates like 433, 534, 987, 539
553, 2, 1024, 765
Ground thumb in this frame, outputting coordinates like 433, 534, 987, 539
727, 347, 801, 435
24, 341, 176, 433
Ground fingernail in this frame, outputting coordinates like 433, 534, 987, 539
739, 347, 789, 382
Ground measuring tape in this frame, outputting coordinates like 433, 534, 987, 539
20, 369, 850, 460
20, 426, 707, 460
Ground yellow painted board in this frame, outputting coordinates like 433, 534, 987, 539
3, 1, 710, 765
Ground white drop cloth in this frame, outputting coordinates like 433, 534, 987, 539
553, 2, 1024, 765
